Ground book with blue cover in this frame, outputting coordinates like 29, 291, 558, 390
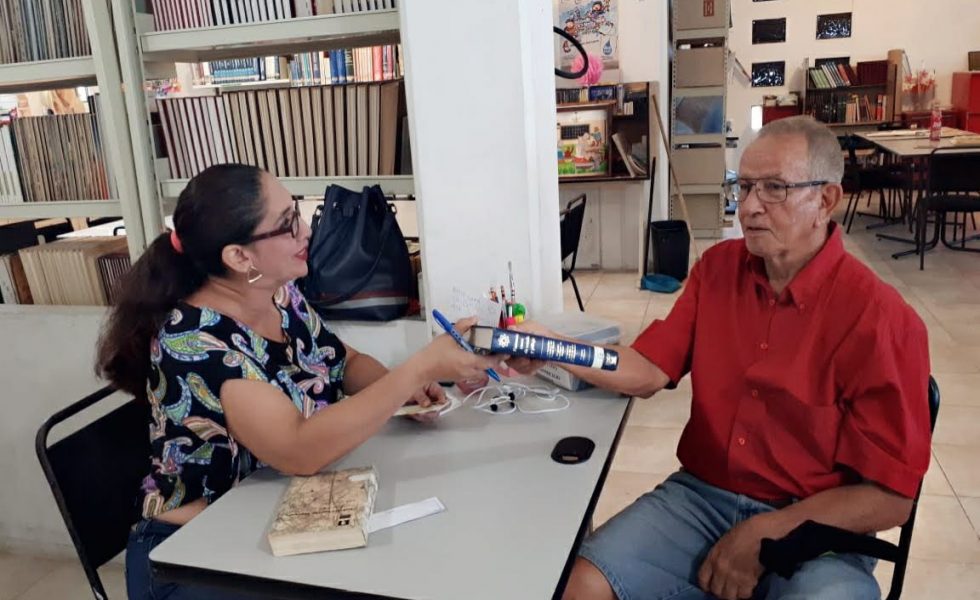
468, 327, 619, 371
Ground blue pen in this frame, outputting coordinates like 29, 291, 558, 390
431, 309, 502, 382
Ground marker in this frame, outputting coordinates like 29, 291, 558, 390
431, 309, 501, 382
508, 261, 516, 304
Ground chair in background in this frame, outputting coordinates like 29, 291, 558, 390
839, 134, 912, 233
560, 194, 588, 312
36, 387, 150, 600
915, 149, 980, 270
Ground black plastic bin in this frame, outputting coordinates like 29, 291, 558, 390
649, 220, 690, 282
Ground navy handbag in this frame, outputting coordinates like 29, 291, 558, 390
302, 184, 417, 321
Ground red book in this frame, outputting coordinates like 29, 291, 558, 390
372, 46, 383, 82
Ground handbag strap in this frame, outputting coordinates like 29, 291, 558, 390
316, 203, 397, 307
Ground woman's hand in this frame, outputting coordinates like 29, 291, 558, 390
416, 317, 500, 382
403, 382, 447, 423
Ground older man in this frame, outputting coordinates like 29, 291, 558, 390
522, 116, 931, 600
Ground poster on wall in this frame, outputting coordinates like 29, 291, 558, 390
557, 0, 619, 70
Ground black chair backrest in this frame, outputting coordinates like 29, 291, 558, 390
838, 134, 860, 167
560, 194, 587, 270
887, 375, 941, 600
927, 149, 980, 196
36, 387, 150, 600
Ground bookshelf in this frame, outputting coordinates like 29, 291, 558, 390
109, 2, 413, 244
0, 0, 145, 256
801, 58, 897, 128
0, 200, 123, 220
140, 11, 401, 62
159, 175, 413, 199
0, 57, 98, 95
556, 84, 655, 184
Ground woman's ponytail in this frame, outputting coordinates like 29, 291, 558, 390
96, 163, 266, 397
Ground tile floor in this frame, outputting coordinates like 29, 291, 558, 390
2, 205, 978, 598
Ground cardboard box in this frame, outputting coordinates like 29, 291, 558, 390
533, 312, 621, 391
675, 47, 726, 87
675, 0, 728, 31
672, 147, 726, 185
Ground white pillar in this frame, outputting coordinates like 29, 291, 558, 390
400, 0, 563, 321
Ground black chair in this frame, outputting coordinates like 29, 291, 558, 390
880, 375, 941, 599
560, 194, 587, 312
915, 149, 980, 270
761, 375, 941, 600
839, 134, 912, 233
36, 387, 150, 600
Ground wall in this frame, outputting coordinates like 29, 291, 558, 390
728, 0, 980, 135
554, 0, 671, 271
402, 0, 563, 316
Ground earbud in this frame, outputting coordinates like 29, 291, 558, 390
462, 382, 570, 415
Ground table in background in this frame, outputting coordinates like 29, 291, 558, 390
855, 128, 976, 257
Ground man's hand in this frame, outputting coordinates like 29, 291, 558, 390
505, 321, 555, 375
404, 382, 447, 423
697, 517, 767, 600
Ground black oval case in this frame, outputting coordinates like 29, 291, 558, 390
551, 436, 596, 464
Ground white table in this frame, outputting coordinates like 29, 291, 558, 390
855, 128, 978, 257
856, 127, 975, 158
150, 384, 633, 600
57, 216, 175, 238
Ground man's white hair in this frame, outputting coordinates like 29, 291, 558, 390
755, 116, 845, 183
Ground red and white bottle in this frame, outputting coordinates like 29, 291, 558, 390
929, 101, 942, 144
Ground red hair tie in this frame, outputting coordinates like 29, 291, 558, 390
170, 229, 184, 254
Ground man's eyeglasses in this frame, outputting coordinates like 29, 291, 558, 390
724, 178, 828, 205
246, 200, 301, 243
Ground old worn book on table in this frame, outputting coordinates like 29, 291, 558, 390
268, 466, 378, 557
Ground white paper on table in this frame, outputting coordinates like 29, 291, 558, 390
367, 497, 446, 533
447, 286, 502, 327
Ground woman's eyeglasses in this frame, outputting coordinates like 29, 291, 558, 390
246, 200, 301, 243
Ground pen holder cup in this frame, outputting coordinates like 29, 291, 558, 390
456, 373, 491, 395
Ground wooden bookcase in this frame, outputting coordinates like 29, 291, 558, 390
556, 83, 655, 184
801, 58, 897, 129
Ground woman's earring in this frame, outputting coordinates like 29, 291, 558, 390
247, 265, 264, 284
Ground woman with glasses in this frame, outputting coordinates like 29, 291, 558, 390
96, 164, 498, 600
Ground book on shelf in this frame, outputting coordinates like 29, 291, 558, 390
156, 80, 404, 179
807, 91, 887, 125
97, 251, 131, 306
611, 132, 646, 177
0, 0, 91, 64
556, 82, 649, 117
322, 0, 397, 14
0, 252, 32, 305
856, 60, 889, 86
468, 326, 620, 371
808, 62, 864, 90
0, 124, 24, 205
18, 236, 129, 306
190, 45, 403, 88
267, 466, 379, 557
3, 109, 114, 204
150, 0, 397, 32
